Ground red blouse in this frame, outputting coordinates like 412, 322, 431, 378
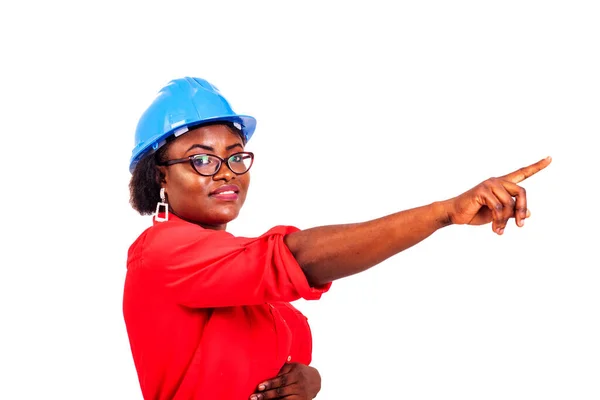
123, 214, 330, 399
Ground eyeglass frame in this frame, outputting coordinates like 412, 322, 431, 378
157, 151, 255, 177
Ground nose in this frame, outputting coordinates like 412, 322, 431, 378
212, 160, 235, 182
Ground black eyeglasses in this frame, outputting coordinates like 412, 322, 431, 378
158, 152, 254, 176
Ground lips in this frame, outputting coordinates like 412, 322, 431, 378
210, 185, 240, 195
210, 184, 240, 201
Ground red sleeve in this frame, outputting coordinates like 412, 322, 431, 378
134, 220, 331, 308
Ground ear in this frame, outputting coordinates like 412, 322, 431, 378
156, 165, 168, 184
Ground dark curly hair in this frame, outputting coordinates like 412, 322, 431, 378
129, 122, 246, 215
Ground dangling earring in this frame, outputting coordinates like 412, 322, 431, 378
154, 188, 169, 222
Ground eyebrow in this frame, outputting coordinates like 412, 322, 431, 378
185, 143, 243, 153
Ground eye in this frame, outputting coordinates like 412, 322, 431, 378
193, 155, 213, 166
229, 154, 244, 163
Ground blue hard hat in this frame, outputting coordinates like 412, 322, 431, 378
129, 77, 257, 173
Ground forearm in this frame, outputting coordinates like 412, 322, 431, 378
284, 201, 452, 286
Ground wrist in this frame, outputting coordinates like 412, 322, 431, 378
431, 200, 454, 228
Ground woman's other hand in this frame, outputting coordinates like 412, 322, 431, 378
250, 363, 321, 400
443, 156, 552, 234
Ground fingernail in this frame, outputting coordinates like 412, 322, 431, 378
519, 219, 524, 227
498, 228, 504, 235
250, 396, 257, 400
258, 384, 266, 391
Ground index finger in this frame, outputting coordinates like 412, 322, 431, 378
256, 373, 292, 392
501, 156, 552, 184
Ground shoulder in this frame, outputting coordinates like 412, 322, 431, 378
126, 218, 229, 267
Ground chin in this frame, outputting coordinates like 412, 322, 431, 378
208, 210, 240, 226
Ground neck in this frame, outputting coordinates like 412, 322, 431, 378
170, 210, 228, 231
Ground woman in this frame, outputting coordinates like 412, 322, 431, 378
124, 77, 551, 400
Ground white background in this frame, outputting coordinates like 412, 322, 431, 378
1, 1, 598, 399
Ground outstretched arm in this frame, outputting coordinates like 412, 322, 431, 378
285, 157, 552, 287
285, 201, 448, 287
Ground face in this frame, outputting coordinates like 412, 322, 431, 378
158, 124, 250, 230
